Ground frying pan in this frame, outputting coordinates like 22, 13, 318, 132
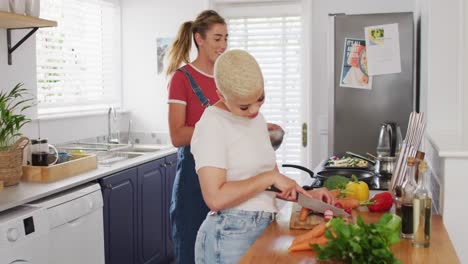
282, 164, 375, 186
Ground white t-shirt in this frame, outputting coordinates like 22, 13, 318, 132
191, 106, 278, 213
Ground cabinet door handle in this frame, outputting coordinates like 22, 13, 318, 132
166, 162, 173, 166
106, 183, 113, 189
161, 163, 167, 168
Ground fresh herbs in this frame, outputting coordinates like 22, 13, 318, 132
0, 83, 33, 150
313, 213, 402, 264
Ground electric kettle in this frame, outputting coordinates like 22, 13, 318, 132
376, 122, 402, 157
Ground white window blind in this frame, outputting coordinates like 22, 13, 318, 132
36, 0, 121, 116
226, 16, 303, 167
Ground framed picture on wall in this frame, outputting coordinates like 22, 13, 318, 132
157, 37, 173, 75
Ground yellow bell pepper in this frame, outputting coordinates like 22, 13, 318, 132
345, 176, 369, 202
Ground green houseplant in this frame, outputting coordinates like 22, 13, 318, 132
0, 83, 33, 150
0, 83, 33, 186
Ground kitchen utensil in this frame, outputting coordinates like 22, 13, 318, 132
29, 138, 58, 166
375, 156, 396, 177
283, 163, 374, 186
282, 164, 318, 188
316, 169, 375, 184
376, 122, 402, 157
266, 186, 349, 217
269, 128, 285, 151
289, 203, 324, 229
323, 153, 373, 170
345, 151, 376, 165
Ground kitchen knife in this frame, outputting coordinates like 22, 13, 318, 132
266, 186, 349, 217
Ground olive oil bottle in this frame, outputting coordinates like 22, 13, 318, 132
413, 161, 431, 248
401, 157, 417, 239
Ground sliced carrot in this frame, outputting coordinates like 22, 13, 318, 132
289, 235, 329, 252
298, 207, 310, 221
336, 197, 360, 209
291, 222, 326, 245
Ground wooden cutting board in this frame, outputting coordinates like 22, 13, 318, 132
0, 180, 3, 192
289, 202, 324, 229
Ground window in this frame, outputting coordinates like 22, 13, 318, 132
36, 0, 121, 116
221, 4, 304, 169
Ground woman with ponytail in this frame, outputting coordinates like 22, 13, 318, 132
166, 10, 227, 264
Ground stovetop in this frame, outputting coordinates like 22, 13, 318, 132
305, 175, 390, 191
302, 162, 390, 191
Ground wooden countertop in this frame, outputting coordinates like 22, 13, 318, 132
239, 211, 459, 264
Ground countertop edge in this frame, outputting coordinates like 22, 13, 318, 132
0, 148, 177, 212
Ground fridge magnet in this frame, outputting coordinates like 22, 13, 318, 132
157, 37, 173, 75
340, 38, 373, 90
364, 23, 401, 76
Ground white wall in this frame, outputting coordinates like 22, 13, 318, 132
120, 0, 209, 133
418, 0, 468, 261
308, 0, 415, 166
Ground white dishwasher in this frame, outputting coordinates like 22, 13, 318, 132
28, 182, 105, 264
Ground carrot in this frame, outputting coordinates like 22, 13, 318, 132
289, 235, 329, 252
330, 189, 341, 198
292, 222, 326, 245
298, 207, 310, 221
336, 197, 360, 209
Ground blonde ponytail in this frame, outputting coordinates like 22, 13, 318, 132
165, 10, 226, 76
165, 21, 193, 76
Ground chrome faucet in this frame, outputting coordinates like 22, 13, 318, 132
127, 119, 133, 145
107, 106, 119, 144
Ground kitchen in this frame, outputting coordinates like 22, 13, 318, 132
0, 0, 466, 263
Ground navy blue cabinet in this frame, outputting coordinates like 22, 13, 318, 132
100, 153, 178, 264
137, 159, 165, 264
101, 167, 138, 264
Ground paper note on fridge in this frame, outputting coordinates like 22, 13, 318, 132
364, 23, 401, 76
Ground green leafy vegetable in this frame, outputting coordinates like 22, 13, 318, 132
323, 175, 350, 190
313, 213, 402, 264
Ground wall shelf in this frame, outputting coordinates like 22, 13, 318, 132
0, 11, 57, 65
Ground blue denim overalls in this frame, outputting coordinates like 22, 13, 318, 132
170, 67, 211, 264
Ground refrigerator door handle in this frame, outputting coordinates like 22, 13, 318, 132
302, 122, 308, 147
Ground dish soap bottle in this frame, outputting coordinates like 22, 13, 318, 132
412, 160, 431, 248
401, 157, 417, 239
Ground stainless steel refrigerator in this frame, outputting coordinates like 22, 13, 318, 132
328, 12, 417, 156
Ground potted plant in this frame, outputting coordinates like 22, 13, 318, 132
0, 83, 33, 186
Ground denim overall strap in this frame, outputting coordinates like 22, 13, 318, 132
178, 67, 211, 108
170, 68, 211, 264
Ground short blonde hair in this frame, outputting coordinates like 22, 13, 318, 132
214, 49, 264, 100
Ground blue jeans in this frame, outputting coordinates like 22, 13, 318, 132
195, 209, 275, 264
170, 146, 210, 264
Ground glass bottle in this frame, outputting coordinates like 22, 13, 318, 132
401, 157, 418, 239
412, 160, 432, 248
393, 184, 403, 217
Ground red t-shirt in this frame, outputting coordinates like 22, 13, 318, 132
168, 64, 220, 127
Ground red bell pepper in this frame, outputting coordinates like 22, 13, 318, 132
367, 192, 393, 212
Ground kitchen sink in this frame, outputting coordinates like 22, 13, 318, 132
58, 142, 130, 152
122, 144, 173, 153
97, 151, 145, 166
56, 133, 174, 166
